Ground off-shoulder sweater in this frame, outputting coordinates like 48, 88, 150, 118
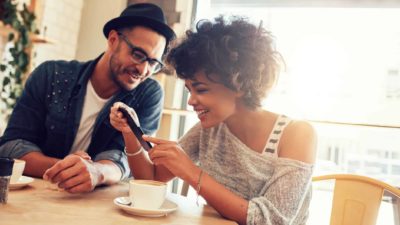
179, 115, 313, 225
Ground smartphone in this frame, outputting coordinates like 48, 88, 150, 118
118, 107, 152, 151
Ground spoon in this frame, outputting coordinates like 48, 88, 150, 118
116, 197, 132, 206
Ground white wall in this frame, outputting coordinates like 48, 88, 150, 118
34, 0, 128, 64
75, 0, 127, 61
33, 0, 84, 65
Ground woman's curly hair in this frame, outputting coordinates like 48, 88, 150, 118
167, 16, 282, 109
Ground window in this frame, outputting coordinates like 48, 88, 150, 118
182, 1, 400, 184
163, 2, 400, 223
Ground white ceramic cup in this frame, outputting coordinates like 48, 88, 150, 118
129, 180, 167, 210
10, 159, 26, 183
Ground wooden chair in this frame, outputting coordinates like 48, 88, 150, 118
312, 174, 400, 225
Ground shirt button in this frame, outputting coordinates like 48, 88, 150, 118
50, 125, 55, 130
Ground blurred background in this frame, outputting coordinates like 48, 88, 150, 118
1, 1, 400, 224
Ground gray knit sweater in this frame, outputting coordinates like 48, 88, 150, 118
179, 116, 313, 225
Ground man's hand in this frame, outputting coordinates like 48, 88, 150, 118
72, 151, 92, 162
43, 154, 104, 193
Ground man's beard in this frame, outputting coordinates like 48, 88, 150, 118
109, 54, 139, 92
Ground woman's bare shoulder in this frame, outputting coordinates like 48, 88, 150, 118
278, 120, 317, 164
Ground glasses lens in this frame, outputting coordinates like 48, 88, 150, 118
121, 34, 163, 73
152, 62, 163, 73
148, 59, 162, 72
131, 50, 146, 64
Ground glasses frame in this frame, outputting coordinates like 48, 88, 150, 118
117, 32, 164, 73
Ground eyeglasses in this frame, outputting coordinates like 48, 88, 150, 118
117, 32, 164, 73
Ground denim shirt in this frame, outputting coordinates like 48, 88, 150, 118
0, 55, 164, 179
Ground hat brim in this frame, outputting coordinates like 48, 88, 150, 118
103, 16, 176, 43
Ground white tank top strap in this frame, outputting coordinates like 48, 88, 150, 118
263, 115, 292, 156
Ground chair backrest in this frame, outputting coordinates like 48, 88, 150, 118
312, 174, 400, 225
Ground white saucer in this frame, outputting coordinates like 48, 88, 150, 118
114, 196, 178, 217
9, 176, 34, 190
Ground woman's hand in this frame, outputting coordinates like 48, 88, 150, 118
143, 135, 198, 181
109, 102, 139, 134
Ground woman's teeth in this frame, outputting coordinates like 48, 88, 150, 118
196, 110, 208, 116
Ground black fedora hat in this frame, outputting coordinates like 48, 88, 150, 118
103, 3, 176, 43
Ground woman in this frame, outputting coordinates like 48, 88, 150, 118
110, 16, 317, 225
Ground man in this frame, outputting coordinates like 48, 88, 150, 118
0, 3, 175, 193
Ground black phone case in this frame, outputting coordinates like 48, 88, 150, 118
118, 107, 152, 151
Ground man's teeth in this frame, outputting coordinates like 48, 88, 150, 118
126, 71, 139, 78
196, 110, 208, 116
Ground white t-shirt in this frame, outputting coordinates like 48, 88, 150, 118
70, 80, 111, 153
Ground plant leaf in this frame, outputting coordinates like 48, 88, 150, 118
0, 64, 7, 71
8, 33, 15, 41
3, 77, 11, 86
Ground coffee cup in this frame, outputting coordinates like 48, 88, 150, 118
10, 159, 26, 183
129, 180, 167, 210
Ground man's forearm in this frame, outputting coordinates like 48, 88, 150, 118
20, 151, 60, 178
94, 160, 122, 185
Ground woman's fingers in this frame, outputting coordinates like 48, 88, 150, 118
110, 111, 127, 124
112, 101, 126, 110
111, 102, 130, 119
148, 144, 185, 164
149, 147, 171, 159
142, 135, 177, 145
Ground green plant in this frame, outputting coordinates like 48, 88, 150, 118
0, 0, 39, 119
